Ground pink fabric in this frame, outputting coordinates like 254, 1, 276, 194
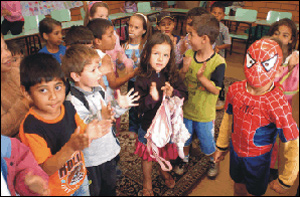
1, 1, 24, 22
134, 140, 178, 162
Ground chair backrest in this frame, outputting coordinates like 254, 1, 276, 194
51, 9, 71, 22
24, 15, 39, 31
235, 8, 257, 21
266, 11, 279, 23
278, 11, 292, 20
225, 7, 230, 16
137, 2, 151, 13
80, 7, 86, 20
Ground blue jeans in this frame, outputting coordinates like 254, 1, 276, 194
183, 118, 216, 155
71, 177, 90, 196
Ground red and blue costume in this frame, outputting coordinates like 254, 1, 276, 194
216, 39, 299, 196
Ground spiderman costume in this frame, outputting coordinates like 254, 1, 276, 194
216, 39, 299, 195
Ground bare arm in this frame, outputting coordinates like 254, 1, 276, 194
197, 62, 220, 95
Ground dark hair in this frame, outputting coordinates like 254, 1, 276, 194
156, 12, 174, 25
87, 18, 113, 39
84, 2, 110, 26
139, 32, 178, 85
61, 45, 99, 83
268, 18, 298, 58
186, 7, 209, 20
210, 1, 225, 12
20, 53, 65, 92
189, 14, 220, 44
39, 18, 62, 38
65, 25, 94, 46
6, 39, 24, 56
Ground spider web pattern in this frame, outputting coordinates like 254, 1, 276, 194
245, 39, 283, 87
225, 80, 298, 157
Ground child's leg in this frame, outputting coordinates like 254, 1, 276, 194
128, 80, 139, 135
234, 182, 248, 196
159, 164, 175, 188
142, 159, 154, 195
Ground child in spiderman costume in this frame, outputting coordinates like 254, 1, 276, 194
214, 38, 299, 196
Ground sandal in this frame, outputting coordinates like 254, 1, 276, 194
159, 171, 175, 189
142, 188, 154, 196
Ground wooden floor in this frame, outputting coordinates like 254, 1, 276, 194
188, 41, 299, 196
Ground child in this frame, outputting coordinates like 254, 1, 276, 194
1, 135, 49, 196
1, 34, 31, 138
19, 53, 111, 196
156, 12, 182, 67
268, 18, 299, 182
177, 14, 225, 178
210, 1, 231, 110
1, 1, 24, 35
214, 38, 299, 196
134, 32, 187, 196
124, 13, 152, 136
38, 18, 66, 64
62, 44, 139, 196
176, 7, 210, 69
6, 39, 24, 68
65, 25, 94, 48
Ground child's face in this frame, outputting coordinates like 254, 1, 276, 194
150, 42, 171, 73
158, 18, 175, 36
27, 78, 66, 119
273, 25, 292, 46
73, 57, 102, 92
11, 53, 23, 68
128, 16, 146, 39
98, 26, 116, 51
1, 36, 12, 72
187, 27, 205, 51
211, 7, 225, 21
90, 6, 109, 20
43, 25, 63, 46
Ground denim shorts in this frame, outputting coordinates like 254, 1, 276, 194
71, 176, 90, 196
183, 118, 216, 155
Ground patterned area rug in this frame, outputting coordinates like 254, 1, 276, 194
116, 77, 239, 196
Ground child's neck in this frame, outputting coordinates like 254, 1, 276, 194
33, 105, 62, 120
195, 45, 214, 62
46, 43, 60, 53
130, 36, 142, 45
246, 81, 274, 96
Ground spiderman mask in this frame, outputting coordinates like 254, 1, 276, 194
244, 39, 283, 87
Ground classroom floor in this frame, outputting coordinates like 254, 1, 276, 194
188, 40, 299, 196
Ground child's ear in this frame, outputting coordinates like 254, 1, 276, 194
143, 29, 146, 35
20, 86, 33, 103
94, 38, 102, 46
43, 32, 48, 41
70, 72, 81, 83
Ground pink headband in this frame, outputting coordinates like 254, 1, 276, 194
135, 13, 148, 22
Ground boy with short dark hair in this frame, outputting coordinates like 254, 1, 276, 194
62, 44, 139, 196
178, 14, 226, 178
65, 25, 94, 48
19, 53, 111, 196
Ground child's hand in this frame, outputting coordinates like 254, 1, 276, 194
116, 52, 123, 65
197, 62, 207, 80
215, 46, 220, 54
150, 82, 159, 101
86, 119, 112, 141
25, 171, 50, 196
100, 99, 116, 121
180, 39, 189, 55
182, 55, 192, 73
116, 88, 140, 108
269, 179, 289, 194
161, 82, 174, 97
288, 51, 299, 72
68, 126, 90, 151
213, 150, 226, 163
131, 49, 138, 63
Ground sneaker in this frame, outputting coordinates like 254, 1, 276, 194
173, 161, 188, 175
216, 99, 225, 110
207, 161, 219, 179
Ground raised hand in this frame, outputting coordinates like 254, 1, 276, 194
180, 39, 189, 55
100, 99, 115, 121
288, 51, 299, 72
25, 171, 50, 196
161, 82, 174, 97
68, 126, 90, 151
116, 88, 140, 108
86, 119, 112, 141
150, 82, 159, 101
197, 61, 207, 80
